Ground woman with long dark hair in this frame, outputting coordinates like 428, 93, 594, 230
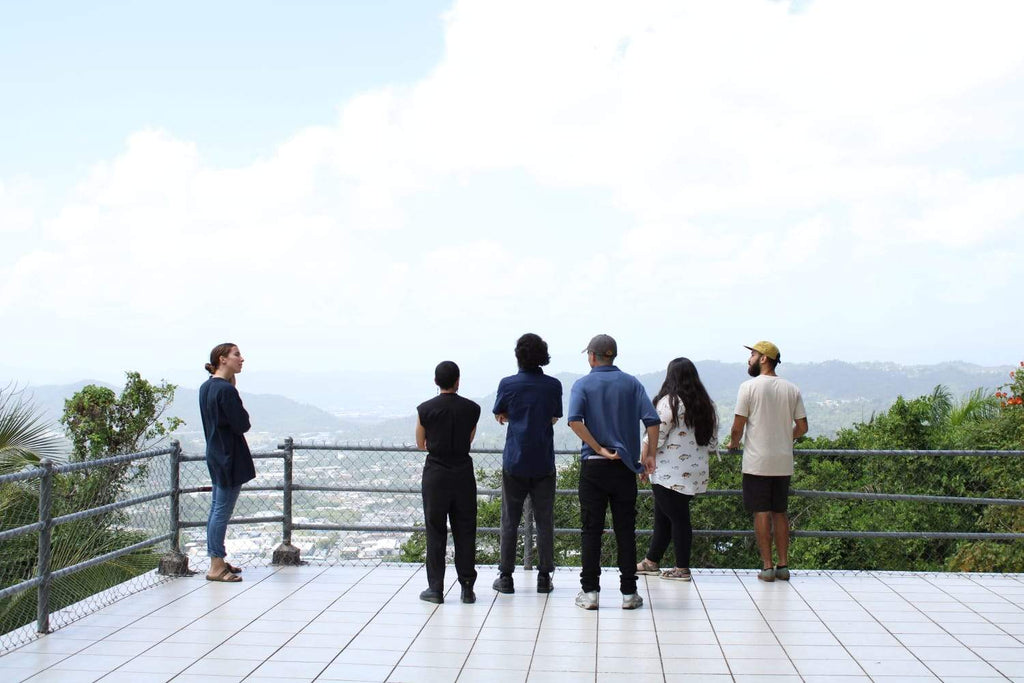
636, 357, 718, 581
199, 343, 255, 582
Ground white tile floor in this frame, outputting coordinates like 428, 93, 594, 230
2, 565, 1023, 682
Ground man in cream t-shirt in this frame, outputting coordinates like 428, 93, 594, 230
727, 341, 808, 582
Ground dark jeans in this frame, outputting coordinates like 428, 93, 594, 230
578, 458, 638, 594
499, 470, 556, 575
422, 462, 478, 592
646, 484, 694, 568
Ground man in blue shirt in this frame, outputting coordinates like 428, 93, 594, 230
492, 333, 563, 595
568, 334, 660, 610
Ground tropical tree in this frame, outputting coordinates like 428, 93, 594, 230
1, 374, 183, 638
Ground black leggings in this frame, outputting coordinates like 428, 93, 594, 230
645, 484, 693, 568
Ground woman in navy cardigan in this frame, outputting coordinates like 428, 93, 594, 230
199, 343, 256, 582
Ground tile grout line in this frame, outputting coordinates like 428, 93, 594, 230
641, 574, 668, 683
731, 568, 807, 682
83, 564, 292, 682
828, 571, 939, 683
697, 569, 738, 682
308, 563, 433, 682
903, 573, 1017, 681
235, 562, 387, 682
783, 572, 873, 681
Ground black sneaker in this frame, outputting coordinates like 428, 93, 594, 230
419, 589, 444, 604
492, 574, 514, 594
537, 573, 553, 593
461, 584, 476, 604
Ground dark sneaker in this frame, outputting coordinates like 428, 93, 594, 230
758, 568, 776, 582
492, 575, 514, 594
774, 566, 790, 581
461, 585, 476, 604
537, 573, 553, 594
419, 589, 444, 604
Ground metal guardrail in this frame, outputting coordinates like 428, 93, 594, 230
0, 445, 177, 634
3, 440, 1023, 651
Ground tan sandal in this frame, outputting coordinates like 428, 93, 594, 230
661, 568, 692, 581
206, 567, 242, 583
636, 558, 660, 576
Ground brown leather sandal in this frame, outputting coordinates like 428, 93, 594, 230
206, 567, 242, 582
636, 558, 660, 576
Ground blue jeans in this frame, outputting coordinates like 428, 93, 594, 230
207, 483, 241, 558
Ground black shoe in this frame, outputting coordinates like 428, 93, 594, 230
537, 573, 553, 593
492, 574, 514, 594
461, 584, 476, 604
419, 589, 444, 604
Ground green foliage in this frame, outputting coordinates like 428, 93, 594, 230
400, 376, 1024, 573
1, 373, 177, 638
0, 386, 65, 474
60, 371, 183, 461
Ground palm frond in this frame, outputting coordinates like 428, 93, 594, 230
0, 386, 66, 475
948, 388, 999, 428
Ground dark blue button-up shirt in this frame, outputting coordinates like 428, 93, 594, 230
567, 365, 660, 474
492, 368, 563, 477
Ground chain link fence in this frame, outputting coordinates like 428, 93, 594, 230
5, 440, 1022, 654
175, 442, 1024, 575
0, 447, 176, 653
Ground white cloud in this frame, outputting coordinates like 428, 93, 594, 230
2, 0, 1023, 382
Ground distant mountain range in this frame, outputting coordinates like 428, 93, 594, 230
10, 360, 1013, 454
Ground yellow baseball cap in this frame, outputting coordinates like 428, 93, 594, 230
744, 341, 781, 363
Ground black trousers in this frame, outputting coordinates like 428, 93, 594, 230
578, 458, 638, 594
422, 462, 477, 592
646, 484, 694, 568
499, 470, 556, 575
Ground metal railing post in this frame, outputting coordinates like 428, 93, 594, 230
272, 437, 301, 565
36, 459, 53, 633
282, 437, 293, 547
523, 497, 534, 571
169, 440, 181, 553
158, 440, 191, 575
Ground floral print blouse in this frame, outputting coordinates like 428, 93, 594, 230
648, 395, 717, 496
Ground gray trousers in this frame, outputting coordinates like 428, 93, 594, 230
499, 470, 556, 575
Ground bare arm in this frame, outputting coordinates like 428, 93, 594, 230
793, 417, 808, 440
641, 424, 659, 474
727, 414, 746, 450
469, 427, 476, 445
415, 415, 427, 450
568, 420, 619, 459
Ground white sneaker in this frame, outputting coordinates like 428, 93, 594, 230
621, 593, 644, 610
575, 590, 599, 610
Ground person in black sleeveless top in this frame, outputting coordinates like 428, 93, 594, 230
415, 361, 481, 604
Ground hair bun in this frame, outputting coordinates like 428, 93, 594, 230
204, 363, 215, 374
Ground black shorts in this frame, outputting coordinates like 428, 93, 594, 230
742, 474, 791, 513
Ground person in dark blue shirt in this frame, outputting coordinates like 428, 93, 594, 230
567, 334, 660, 610
491, 333, 563, 595
199, 343, 256, 583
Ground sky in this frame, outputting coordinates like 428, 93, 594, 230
2, 0, 1023, 398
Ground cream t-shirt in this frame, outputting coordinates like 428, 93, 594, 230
735, 375, 806, 476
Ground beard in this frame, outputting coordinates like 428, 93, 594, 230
747, 363, 761, 377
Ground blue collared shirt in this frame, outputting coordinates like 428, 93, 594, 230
567, 365, 660, 474
493, 368, 563, 477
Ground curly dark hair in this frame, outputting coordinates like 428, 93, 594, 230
514, 333, 551, 370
